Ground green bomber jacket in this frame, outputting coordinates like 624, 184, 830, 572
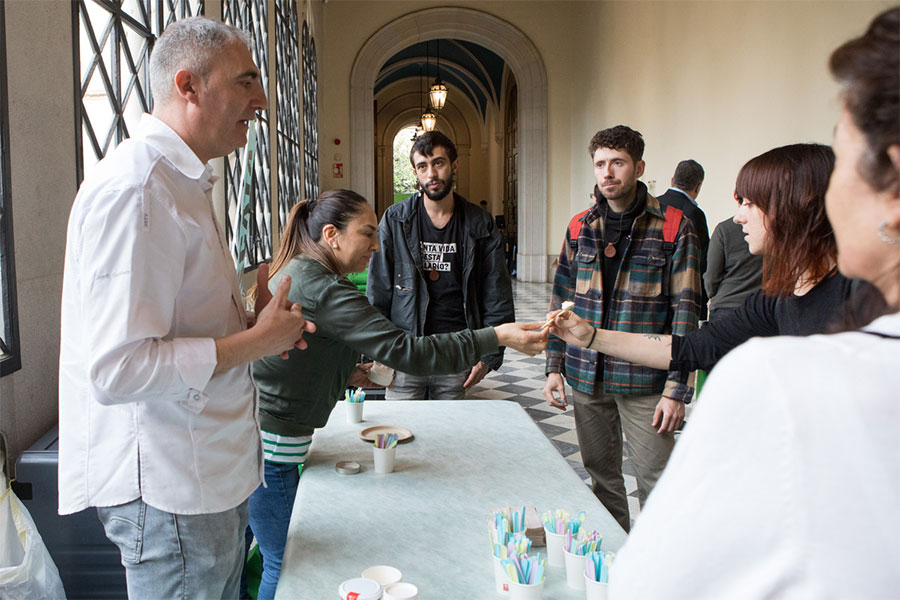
252, 255, 499, 436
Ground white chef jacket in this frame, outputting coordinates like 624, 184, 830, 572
609, 312, 900, 599
58, 114, 263, 516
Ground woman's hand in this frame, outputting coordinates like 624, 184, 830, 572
493, 322, 548, 356
347, 363, 378, 388
548, 310, 595, 349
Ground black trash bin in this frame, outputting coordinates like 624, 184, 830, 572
14, 426, 126, 599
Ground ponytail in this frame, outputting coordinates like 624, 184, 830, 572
250, 190, 370, 299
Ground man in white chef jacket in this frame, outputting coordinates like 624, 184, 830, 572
58, 17, 313, 599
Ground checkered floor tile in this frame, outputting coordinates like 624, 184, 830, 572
465, 280, 642, 525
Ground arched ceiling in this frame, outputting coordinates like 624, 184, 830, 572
375, 39, 506, 120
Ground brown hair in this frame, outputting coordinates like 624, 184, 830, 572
734, 143, 836, 297
588, 125, 645, 163
829, 7, 900, 194
267, 189, 369, 281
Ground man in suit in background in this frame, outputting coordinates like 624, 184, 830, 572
657, 160, 709, 317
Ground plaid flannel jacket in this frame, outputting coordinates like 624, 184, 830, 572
546, 189, 702, 401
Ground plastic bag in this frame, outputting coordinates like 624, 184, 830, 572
0, 483, 66, 599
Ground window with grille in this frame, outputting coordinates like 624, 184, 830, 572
222, 0, 272, 270
0, 1, 20, 376
74, 0, 204, 183
301, 21, 319, 203
275, 0, 302, 231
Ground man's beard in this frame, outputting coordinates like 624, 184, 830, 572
421, 174, 454, 201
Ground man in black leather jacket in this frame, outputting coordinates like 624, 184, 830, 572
367, 131, 514, 399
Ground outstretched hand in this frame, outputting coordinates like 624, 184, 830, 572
548, 310, 595, 349
493, 321, 548, 356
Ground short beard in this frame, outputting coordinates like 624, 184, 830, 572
420, 172, 455, 202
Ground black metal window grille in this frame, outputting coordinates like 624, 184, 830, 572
0, 1, 20, 376
222, 0, 272, 270
74, 0, 204, 184
275, 0, 302, 231
301, 21, 319, 202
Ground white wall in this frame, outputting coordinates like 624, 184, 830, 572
569, 0, 894, 239
0, 2, 76, 462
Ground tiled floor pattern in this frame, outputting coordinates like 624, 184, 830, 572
465, 280, 642, 523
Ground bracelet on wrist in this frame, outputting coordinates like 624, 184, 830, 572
587, 326, 597, 348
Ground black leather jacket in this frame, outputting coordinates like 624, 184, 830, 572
367, 192, 514, 370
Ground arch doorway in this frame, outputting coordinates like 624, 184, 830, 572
350, 7, 548, 282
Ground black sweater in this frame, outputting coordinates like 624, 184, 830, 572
670, 273, 884, 372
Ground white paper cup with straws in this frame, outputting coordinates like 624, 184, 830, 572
584, 574, 608, 600
544, 530, 566, 567
508, 579, 544, 600
492, 555, 510, 594
373, 446, 396, 474
564, 549, 586, 589
346, 401, 363, 423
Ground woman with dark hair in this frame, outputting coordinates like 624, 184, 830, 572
606, 8, 899, 597
245, 189, 546, 599
545, 143, 884, 401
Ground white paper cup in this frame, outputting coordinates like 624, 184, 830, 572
584, 574, 609, 600
492, 555, 510, 594
544, 530, 566, 567
564, 550, 586, 590
373, 446, 396, 474
361, 565, 402, 587
507, 579, 544, 600
346, 401, 364, 423
368, 362, 395, 387
384, 582, 418, 600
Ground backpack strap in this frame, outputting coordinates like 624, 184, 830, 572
662, 205, 683, 253
567, 208, 591, 249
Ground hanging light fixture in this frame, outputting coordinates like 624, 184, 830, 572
421, 41, 437, 132
429, 39, 448, 111
421, 111, 437, 131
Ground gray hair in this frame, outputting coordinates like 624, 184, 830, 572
149, 17, 250, 106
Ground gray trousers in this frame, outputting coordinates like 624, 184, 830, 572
572, 389, 675, 532
385, 369, 470, 400
97, 498, 248, 599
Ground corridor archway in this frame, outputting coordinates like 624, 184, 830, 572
349, 7, 549, 281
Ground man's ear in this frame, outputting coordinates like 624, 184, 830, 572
173, 69, 201, 104
635, 160, 646, 179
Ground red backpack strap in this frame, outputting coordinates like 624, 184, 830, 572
662, 205, 683, 251
567, 208, 591, 249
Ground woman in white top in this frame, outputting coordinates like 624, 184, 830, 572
565, 8, 900, 599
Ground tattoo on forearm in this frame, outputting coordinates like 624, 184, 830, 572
645, 335, 662, 341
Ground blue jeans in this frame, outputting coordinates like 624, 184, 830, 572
248, 461, 301, 600
97, 497, 248, 599
385, 369, 469, 400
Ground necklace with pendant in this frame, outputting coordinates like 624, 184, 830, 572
603, 203, 622, 258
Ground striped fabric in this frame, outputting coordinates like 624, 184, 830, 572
261, 430, 312, 465
546, 189, 702, 401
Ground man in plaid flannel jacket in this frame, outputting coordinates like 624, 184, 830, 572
542, 126, 702, 531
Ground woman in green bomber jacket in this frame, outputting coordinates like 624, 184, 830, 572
247, 189, 547, 599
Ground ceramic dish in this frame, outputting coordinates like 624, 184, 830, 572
358, 425, 414, 444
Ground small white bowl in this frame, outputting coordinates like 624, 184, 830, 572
384, 582, 418, 600
361, 565, 402, 587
